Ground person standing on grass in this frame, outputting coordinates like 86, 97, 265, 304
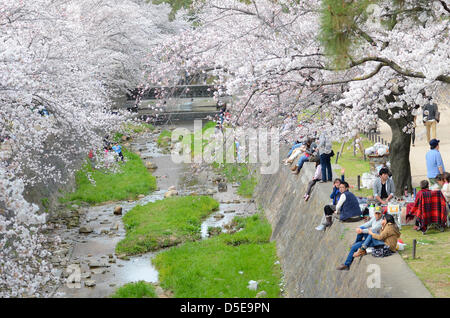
112, 142, 124, 162
426, 139, 445, 186
318, 131, 333, 183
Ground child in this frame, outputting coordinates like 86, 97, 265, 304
304, 161, 322, 201
112, 143, 124, 162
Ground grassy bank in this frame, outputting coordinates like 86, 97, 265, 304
110, 281, 157, 298
398, 226, 450, 297
116, 196, 219, 255
212, 163, 257, 198
157, 129, 172, 148
62, 149, 157, 204
153, 214, 282, 298
114, 122, 155, 141
157, 121, 216, 154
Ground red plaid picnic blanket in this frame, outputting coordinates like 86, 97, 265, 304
408, 189, 448, 231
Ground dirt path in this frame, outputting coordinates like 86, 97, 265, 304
379, 87, 450, 186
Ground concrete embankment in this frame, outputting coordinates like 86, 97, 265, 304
255, 158, 432, 298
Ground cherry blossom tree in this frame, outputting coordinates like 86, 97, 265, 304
147, 0, 449, 194
0, 0, 187, 297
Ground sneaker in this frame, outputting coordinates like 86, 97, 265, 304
290, 165, 298, 171
336, 264, 349, 271
291, 170, 299, 175
304, 194, 310, 201
315, 224, 326, 231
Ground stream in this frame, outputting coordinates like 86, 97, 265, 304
51, 124, 257, 298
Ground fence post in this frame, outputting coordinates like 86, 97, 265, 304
412, 239, 417, 259
357, 175, 361, 191
335, 151, 340, 164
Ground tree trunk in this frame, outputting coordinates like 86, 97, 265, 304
383, 119, 413, 196
377, 102, 413, 197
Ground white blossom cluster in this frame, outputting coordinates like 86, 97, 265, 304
0, 163, 57, 297
0, 0, 188, 297
145, 0, 449, 141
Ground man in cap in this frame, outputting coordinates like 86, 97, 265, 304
426, 139, 445, 186
336, 209, 383, 270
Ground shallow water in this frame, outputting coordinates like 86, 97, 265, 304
53, 127, 258, 297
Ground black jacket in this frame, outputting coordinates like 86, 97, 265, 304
423, 103, 438, 121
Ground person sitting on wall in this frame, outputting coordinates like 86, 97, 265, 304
314, 169, 346, 228
315, 181, 361, 231
336, 209, 383, 270
337, 213, 400, 270
282, 139, 304, 165
373, 167, 395, 205
330, 169, 345, 206
304, 161, 322, 202
291, 138, 317, 175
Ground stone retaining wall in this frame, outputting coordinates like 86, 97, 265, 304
254, 157, 385, 297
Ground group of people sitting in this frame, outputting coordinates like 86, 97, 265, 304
282, 132, 334, 180
309, 167, 402, 270
283, 137, 433, 270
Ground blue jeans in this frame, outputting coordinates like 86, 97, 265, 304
345, 233, 383, 267
320, 153, 332, 181
362, 235, 384, 249
287, 143, 302, 157
354, 233, 368, 244
296, 155, 309, 171
345, 241, 364, 267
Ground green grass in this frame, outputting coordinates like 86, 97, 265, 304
157, 130, 172, 148
116, 196, 219, 255
62, 149, 157, 204
114, 122, 155, 142
110, 281, 157, 298
152, 214, 282, 298
398, 225, 450, 298
158, 121, 222, 156
213, 162, 258, 198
